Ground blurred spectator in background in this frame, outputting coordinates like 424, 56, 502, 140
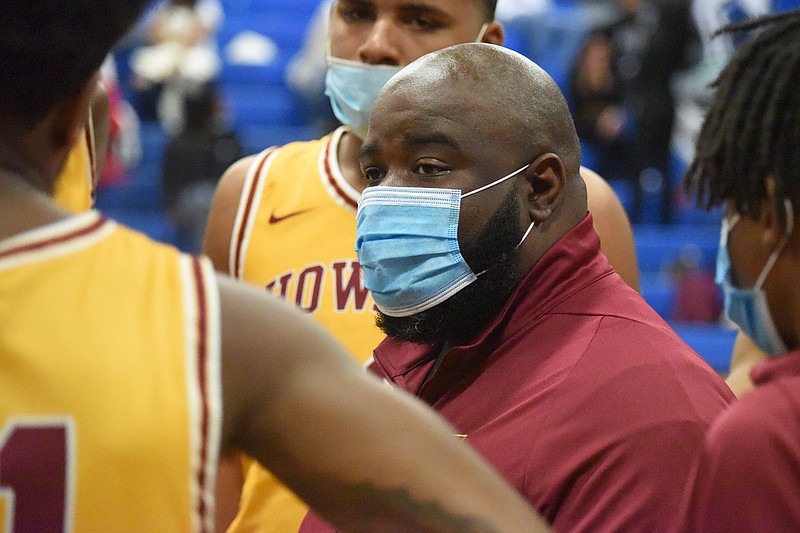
97, 56, 142, 190
668, 247, 723, 323
569, 29, 639, 184
669, 0, 769, 220
601, 0, 701, 224
162, 84, 241, 252
496, 0, 552, 21
129, 0, 223, 134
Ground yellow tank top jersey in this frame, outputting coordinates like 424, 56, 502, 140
0, 212, 221, 532
52, 122, 96, 213
227, 127, 384, 532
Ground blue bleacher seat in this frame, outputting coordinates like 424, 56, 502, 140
219, 59, 291, 86
639, 271, 675, 319
503, 3, 590, 94
669, 322, 737, 373
217, 11, 311, 54
607, 179, 635, 217
99, 209, 180, 247
237, 123, 319, 155
223, 83, 308, 127
138, 122, 168, 166
221, 0, 321, 16
634, 223, 720, 273
95, 179, 162, 212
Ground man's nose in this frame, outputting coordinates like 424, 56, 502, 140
357, 19, 402, 65
379, 168, 408, 188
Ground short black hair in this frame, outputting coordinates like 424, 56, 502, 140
684, 9, 800, 230
0, 1, 151, 129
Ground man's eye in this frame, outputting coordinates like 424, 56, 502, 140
407, 17, 441, 31
338, 6, 372, 23
363, 167, 385, 185
413, 163, 449, 176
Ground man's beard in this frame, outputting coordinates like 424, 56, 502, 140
376, 188, 525, 345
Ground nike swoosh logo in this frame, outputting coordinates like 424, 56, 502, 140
269, 208, 313, 224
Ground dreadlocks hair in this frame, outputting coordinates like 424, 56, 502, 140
684, 9, 800, 231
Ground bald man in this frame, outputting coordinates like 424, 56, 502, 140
299, 43, 735, 532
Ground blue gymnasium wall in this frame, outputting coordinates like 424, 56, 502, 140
100, 0, 737, 373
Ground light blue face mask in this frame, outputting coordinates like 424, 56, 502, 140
716, 199, 794, 356
355, 164, 533, 317
324, 57, 402, 140
325, 24, 490, 140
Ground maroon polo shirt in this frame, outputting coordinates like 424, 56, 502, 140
301, 214, 734, 532
677, 350, 800, 532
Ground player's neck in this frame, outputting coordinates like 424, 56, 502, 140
0, 168, 69, 242
337, 130, 368, 193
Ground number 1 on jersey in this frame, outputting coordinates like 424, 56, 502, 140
0, 419, 74, 533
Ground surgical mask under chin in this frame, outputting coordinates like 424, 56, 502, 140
355, 164, 533, 317
716, 200, 794, 356
324, 23, 489, 140
324, 57, 401, 140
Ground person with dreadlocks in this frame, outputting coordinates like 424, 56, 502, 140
677, 8, 800, 531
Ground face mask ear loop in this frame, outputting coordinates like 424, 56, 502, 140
461, 164, 530, 199
473, 221, 535, 278
754, 199, 795, 290
476, 22, 489, 42
515, 221, 536, 249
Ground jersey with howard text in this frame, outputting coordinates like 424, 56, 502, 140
228, 126, 383, 361
226, 127, 385, 533
0, 212, 221, 532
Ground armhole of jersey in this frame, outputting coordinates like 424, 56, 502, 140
319, 127, 360, 211
228, 147, 278, 279
180, 255, 222, 533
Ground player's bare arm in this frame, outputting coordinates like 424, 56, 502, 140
216, 276, 549, 532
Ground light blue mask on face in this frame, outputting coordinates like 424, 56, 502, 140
355, 164, 533, 317
324, 57, 402, 140
325, 24, 490, 140
716, 199, 794, 356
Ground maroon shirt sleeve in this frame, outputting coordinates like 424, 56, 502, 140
529, 318, 733, 532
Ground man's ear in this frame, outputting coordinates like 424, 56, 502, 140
481, 21, 505, 46
522, 152, 566, 222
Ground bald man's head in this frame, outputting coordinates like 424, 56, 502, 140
378, 43, 582, 178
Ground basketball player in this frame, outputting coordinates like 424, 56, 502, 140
0, 3, 548, 531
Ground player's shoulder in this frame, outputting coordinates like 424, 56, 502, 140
581, 166, 617, 207
217, 153, 272, 197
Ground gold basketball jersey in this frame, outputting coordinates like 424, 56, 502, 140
227, 128, 384, 532
0, 212, 221, 532
52, 123, 96, 213
229, 127, 383, 362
